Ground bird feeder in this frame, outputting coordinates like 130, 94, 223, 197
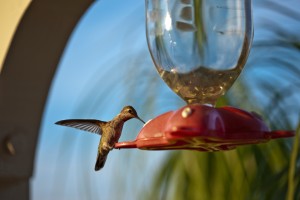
115, 0, 294, 151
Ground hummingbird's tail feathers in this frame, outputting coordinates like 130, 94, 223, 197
95, 153, 108, 171
55, 119, 106, 135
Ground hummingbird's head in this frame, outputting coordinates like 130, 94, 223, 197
121, 106, 145, 123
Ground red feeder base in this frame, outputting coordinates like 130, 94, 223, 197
115, 105, 295, 151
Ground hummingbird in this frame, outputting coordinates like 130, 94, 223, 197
55, 105, 145, 171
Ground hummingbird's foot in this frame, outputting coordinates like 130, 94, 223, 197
103, 143, 114, 151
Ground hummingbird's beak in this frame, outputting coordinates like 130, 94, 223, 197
136, 116, 145, 124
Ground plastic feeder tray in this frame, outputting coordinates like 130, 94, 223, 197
115, 105, 295, 151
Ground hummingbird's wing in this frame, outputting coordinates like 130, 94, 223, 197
55, 119, 105, 135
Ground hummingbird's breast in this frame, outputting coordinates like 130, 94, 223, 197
104, 120, 124, 146
112, 124, 123, 142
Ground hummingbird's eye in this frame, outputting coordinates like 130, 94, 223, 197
128, 109, 133, 114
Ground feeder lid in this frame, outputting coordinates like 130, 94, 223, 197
115, 105, 294, 151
